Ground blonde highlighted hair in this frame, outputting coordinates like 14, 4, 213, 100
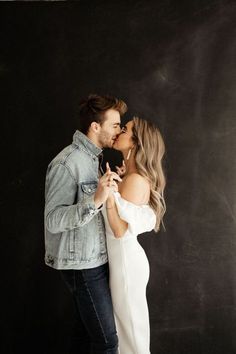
132, 116, 166, 232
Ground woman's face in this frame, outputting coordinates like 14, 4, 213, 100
113, 120, 134, 151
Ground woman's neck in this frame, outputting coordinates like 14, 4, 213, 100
123, 153, 137, 175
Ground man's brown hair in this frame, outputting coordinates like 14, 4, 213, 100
78, 94, 127, 134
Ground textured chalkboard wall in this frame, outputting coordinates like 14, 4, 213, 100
1, 1, 236, 353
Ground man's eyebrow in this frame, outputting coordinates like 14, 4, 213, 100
113, 122, 120, 125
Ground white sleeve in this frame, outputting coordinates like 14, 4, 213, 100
113, 192, 156, 238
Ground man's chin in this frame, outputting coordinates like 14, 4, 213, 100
111, 141, 118, 149
103, 140, 118, 149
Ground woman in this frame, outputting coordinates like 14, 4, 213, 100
101, 116, 166, 354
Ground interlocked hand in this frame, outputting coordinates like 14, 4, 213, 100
94, 163, 121, 207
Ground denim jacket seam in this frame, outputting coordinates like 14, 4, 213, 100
59, 145, 78, 165
72, 130, 102, 157
77, 145, 99, 160
59, 161, 77, 184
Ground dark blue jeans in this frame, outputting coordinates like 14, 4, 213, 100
60, 263, 118, 354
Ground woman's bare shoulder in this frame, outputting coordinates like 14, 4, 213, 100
122, 173, 149, 187
119, 173, 150, 205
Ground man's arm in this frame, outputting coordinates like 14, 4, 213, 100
45, 163, 100, 234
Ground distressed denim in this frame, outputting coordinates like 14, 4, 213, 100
60, 263, 118, 354
44, 130, 108, 269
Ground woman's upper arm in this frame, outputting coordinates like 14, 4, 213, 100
119, 174, 150, 205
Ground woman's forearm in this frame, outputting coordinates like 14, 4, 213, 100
106, 195, 128, 238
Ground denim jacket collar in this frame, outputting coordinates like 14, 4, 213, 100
72, 130, 102, 158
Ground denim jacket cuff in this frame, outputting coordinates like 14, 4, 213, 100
85, 195, 101, 216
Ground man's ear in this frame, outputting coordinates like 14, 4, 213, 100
90, 122, 101, 133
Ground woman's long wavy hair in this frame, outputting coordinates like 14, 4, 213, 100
132, 117, 166, 232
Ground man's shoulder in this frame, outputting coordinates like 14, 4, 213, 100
47, 141, 95, 182
50, 143, 81, 167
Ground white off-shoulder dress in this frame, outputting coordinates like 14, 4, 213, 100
102, 192, 156, 354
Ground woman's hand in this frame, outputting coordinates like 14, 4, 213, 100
115, 160, 126, 177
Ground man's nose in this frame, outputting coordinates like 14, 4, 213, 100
116, 126, 121, 134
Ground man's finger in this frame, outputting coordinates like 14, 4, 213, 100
106, 162, 111, 173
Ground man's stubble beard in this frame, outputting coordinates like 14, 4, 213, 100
98, 131, 113, 149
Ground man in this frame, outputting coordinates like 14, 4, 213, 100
44, 94, 127, 353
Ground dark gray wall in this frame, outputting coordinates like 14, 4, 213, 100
1, 1, 236, 353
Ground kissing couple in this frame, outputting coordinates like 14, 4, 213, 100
44, 93, 166, 354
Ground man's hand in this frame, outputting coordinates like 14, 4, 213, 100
94, 163, 121, 208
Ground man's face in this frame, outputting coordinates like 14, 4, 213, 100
97, 109, 121, 148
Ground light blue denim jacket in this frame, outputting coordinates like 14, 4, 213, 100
44, 130, 107, 269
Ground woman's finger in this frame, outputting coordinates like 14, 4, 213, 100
110, 172, 122, 182
115, 166, 122, 175
109, 180, 118, 188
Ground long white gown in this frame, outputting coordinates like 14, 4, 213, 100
102, 192, 156, 354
